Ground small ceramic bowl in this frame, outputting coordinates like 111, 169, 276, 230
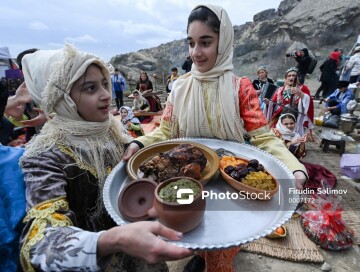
149, 177, 206, 233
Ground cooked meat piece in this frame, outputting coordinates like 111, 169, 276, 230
139, 153, 179, 182
139, 144, 207, 182
179, 163, 202, 180
166, 144, 207, 170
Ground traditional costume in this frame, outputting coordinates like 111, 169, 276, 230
19, 44, 166, 272
268, 69, 314, 138
134, 4, 307, 272
272, 115, 336, 190
136, 73, 162, 112
272, 113, 306, 160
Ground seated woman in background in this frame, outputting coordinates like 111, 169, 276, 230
272, 112, 307, 160
273, 112, 336, 190
132, 90, 152, 123
135, 71, 162, 112
324, 80, 354, 116
120, 106, 144, 137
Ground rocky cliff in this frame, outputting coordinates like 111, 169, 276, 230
110, 0, 360, 84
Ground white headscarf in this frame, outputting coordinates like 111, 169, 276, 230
132, 90, 148, 110
120, 106, 140, 124
21, 44, 132, 213
275, 113, 301, 142
168, 4, 246, 141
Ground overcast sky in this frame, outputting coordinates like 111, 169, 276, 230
2, 0, 282, 62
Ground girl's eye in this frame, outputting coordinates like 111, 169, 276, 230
83, 84, 96, 93
188, 41, 194, 48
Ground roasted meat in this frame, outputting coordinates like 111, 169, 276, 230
139, 144, 207, 182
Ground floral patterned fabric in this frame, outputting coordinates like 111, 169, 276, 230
20, 146, 167, 271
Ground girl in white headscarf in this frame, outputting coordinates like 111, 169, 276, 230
124, 5, 307, 188
273, 113, 307, 160
120, 106, 144, 137
123, 4, 308, 271
19, 44, 191, 271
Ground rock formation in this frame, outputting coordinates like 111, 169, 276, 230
110, 0, 360, 83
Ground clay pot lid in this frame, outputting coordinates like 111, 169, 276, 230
118, 178, 157, 222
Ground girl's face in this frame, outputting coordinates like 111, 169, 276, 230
70, 64, 111, 122
140, 73, 147, 80
282, 117, 295, 131
258, 70, 267, 80
187, 20, 219, 73
133, 93, 139, 100
121, 108, 128, 119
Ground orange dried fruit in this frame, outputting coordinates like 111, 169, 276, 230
275, 227, 285, 235
219, 156, 248, 169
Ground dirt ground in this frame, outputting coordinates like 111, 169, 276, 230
166, 78, 360, 272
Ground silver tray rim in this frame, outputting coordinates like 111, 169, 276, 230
103, 137, 298, 249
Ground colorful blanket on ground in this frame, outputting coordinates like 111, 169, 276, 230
114, 115, 161, 135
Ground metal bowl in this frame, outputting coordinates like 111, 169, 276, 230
341, 113, 359, 134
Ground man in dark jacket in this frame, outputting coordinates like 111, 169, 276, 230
181, 55, 193, 73
294, 48, 311, 84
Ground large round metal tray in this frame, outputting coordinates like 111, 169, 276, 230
103, 138, 298, 249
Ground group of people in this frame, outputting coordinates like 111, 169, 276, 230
0, 3, 357, 272
250, 65, 314, 139
314, 46, 360, 100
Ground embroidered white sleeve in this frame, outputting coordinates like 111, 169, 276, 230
30, 226, 104, 271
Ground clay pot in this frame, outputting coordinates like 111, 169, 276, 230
148, 177, 206, 233
118, 178, 158, 222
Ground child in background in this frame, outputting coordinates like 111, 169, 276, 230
273, 112, 337, 190
120, 106, 144, 137
166, 67, 179, 94
273, 112, 307, 160
132, 90, 152, 123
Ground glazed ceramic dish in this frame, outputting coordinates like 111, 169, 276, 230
103, 138, 298, 250
219, 157, 279, 200
126, 141, 220, 184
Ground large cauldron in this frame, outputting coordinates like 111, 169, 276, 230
341, 112, 359, 134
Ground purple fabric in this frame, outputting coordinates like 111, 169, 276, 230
340, 154, 360, 179
5, 69, 22, 79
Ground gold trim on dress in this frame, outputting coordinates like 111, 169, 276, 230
58, 145, 98, 178
20, 197, 73, 272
